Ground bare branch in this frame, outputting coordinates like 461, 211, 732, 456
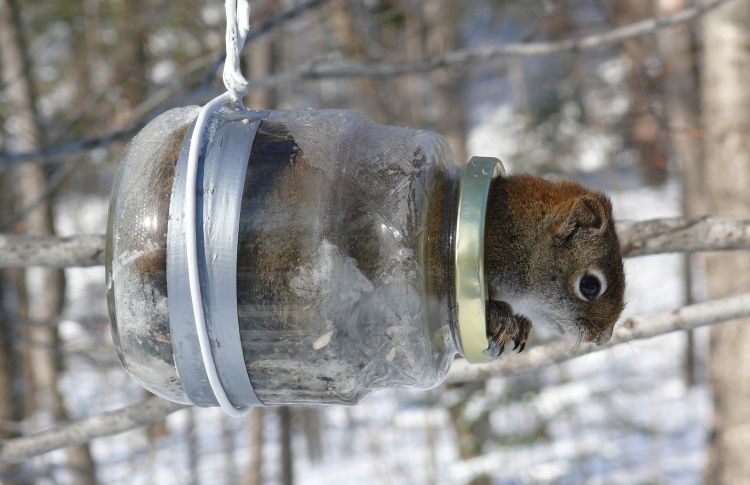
4, 292, 749, 462
451, 0, 729, 59
0, 0, 331, 167
0, 234, 105, 268
447, 292, 750, 383
0, 0, 729, 166
1, 217, 750, 268
0, 397, 186, 464
289, 0, 729, 79
1, 219, 748, 459
0, 124, 144, 166
616, 216, 750, 256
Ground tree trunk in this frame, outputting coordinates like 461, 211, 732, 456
186, 408, 199, 485
244, 408, 264, 485
424, 392, 438, 485
656, 0, 705, 387
0, 278, 26, 484
610, 0, 668, 185
111, 0, 148, 124
0, 0, 98, 483
279, 407, 294, 485
327, 0, 400, 123
300, 408, 323, 463
247, 0, 281, 110
446, 382, 491, 485
221, 414, 238, 484
424, 0, 467, 163
0, 155, 24, 484
702, 0, 750, 483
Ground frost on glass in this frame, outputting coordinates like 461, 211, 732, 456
107, 107, 461, 406
106, 106, 199, 403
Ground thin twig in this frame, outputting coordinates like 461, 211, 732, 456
0, 397, 186, 464
1, 217, 748, 268
3, 291, 748, 462
617, 216, 750, 257
0, 0, 331, 167
0, 0, 730, 166
1, 158, 83, 231
198, 0, 733, 81
447, 292, 750, 383
0, 234, 105, 268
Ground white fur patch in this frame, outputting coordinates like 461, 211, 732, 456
491, 282, 579, 339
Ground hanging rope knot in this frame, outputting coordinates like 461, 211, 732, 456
223, 0, 251, 108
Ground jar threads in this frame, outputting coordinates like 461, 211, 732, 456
454, 157, 504, 363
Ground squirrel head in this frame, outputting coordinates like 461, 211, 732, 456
485, 175, 625, 345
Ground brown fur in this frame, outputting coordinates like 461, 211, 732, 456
485, 174, 625, 349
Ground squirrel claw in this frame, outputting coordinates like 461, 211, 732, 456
486, 301, 534, 360
484, 343, 504, 358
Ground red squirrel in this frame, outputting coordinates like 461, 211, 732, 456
483, 174, 625, 357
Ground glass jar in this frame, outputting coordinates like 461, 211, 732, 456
106, 106, 500, 407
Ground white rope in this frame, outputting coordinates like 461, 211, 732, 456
183, 0, 254, 416
185, 92, 250, 416
223, 0, 251, 108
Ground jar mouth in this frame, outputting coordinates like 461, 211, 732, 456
454, 156, 504, 363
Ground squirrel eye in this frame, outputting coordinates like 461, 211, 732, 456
576, 273, 604, 301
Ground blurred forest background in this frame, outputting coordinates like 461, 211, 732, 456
1, 0, 749, 483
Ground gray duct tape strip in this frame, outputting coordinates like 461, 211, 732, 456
167, 114, 262, 408
168, 123, 214, 406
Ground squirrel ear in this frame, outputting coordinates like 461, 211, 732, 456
553, 194, 609, 243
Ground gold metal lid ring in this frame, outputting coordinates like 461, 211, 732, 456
454, 156, 504, 363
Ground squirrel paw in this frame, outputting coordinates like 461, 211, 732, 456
484, 302, 533, 358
